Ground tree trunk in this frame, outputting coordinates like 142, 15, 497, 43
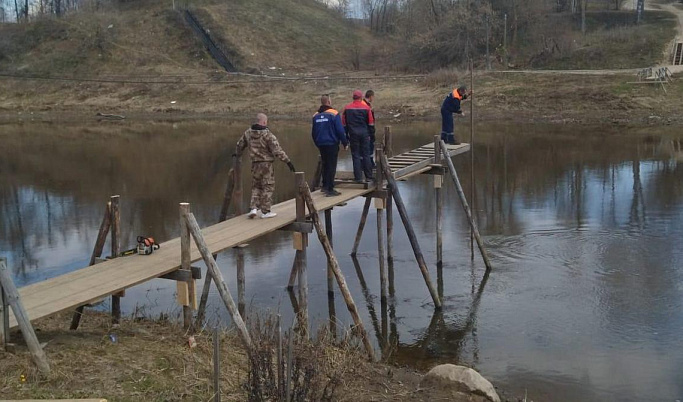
429, 0, 439, 24
581, 0, 586, 34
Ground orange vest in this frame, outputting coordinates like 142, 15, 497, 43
451, 89, 463, 100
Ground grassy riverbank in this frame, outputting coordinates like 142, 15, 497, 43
2, 70, 683, 126
0, 311, 490, 401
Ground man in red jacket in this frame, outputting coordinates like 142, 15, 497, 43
342, 90, 375, 183
362, 90, 376, 167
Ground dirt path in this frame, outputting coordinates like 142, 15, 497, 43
623, 0, 683, 69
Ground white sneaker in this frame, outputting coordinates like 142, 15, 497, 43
247, 208, 258, 218
261, 211, 277, 219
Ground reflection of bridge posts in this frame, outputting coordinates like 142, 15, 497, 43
324, 209, 337, 338
434, 136, 444, 266
293, 173, 309, 337
351, 255, 383, 348
375, 148, 388, 306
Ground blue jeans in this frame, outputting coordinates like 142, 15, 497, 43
350, 135, 373, 181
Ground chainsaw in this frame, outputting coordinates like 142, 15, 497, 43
120, 236, 160, 256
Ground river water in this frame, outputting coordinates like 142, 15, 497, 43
1, 120, 682, 401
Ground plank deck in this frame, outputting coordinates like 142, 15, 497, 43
8, 143, 469, 329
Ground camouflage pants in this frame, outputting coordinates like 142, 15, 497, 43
250, 162, 275, 213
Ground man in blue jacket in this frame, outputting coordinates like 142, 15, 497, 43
441, 85, 471, 145
312, 94, 349, 197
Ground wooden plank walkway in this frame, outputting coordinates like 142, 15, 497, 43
9, 143, 469, 329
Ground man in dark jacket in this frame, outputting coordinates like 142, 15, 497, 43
342, 90, 375, 183
440, 85, 471, 145
312, 94, 349, 197
235, 113, 295, 219
362, 90, 376, 167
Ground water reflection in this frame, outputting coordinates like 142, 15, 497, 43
1, 120, 683, 401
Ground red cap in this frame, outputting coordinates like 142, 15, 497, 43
353, 90, 363, 99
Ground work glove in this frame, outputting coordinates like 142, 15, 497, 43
287, 161, 296, 172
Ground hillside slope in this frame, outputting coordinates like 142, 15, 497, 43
0, 0, 365, 76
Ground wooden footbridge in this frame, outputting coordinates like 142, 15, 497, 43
0, 130, 491, 372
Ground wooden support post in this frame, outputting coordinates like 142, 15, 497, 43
71, 201, 112, 330
380, 155, 442, 310
324, 208, 337, 338
440, 141, 493, 272
110, 195, 122, 325
434, 135, 444, 265
324, 209, 334, 297
179, 203, 195, 331
375, 148, 387, 304
183, 211, 253, 350
386, 190, 395, 296
384, 126, 393, 157
213, 326, 221, 402
294, 172, 308, 337
0, 276, 9, 349
0, 258, 50, 374
351, 196, 372, 256
236, 246, 246, 317
298, 181, 375, 360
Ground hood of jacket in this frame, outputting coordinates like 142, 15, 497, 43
248, 124, 268, 138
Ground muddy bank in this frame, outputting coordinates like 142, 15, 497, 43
0, 311, 497, 401
1, 71, 682, 126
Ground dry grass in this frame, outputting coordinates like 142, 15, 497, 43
0, 310, 484, 401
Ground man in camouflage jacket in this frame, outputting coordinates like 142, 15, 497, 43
235, 113, 296, 219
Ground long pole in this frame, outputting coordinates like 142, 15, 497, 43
440, 141, 493, 272
470, 61, 475, 260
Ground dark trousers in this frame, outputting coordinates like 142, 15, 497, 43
318, 144, 339, 192
440, 108, 458, 145
350, 135, 373, 181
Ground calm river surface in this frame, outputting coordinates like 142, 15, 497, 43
1, 119, 682, 401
